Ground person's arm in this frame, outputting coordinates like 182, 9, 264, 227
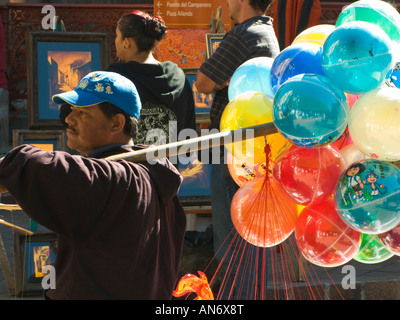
195, 71, 229, 94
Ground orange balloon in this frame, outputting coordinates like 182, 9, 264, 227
227, 151, 267, 187
231, 177, 298, 247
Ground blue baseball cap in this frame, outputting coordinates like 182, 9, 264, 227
52, 71, 142, 119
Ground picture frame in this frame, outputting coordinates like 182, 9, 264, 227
26, 31, 111, 129
183, 68, 212, 124
205, 33, 225, 59
177, 153, 212, 213
13, 233, 58, 296
12, 129, 67, 152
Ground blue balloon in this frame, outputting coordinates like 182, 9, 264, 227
272, 73, 349, 148
270, 42, 325, 94
322, 21, 394, 94
335, 160, 400, 234
387, 61, 400, 88
228, 57, 274, 101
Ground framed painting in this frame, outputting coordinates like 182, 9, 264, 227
13, 233, 58, 296
205, 33, 225, 59
26, 31, 111, 129
177, 153, 211, 213
183, 68, 212, 124
12, 129, 67, 152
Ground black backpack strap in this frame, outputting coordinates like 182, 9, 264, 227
296, 0, 315, 37
277, 0, 287, 50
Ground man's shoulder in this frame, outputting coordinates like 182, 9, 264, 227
230, 16, 273, 33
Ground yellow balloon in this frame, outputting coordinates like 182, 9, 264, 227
348, 86, 400, 161
292, 24, 335, 47
220, 91, 289, 165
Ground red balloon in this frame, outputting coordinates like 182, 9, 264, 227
378, 224, 400, 256
231, 177, 298, 248
272, 145, 344, 206
295, 198, 361, 267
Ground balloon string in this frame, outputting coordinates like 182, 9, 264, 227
264, 141, 272, 182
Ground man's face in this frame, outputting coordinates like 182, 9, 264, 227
115, 26, 126, 61
64, 104, 114, 155
226, 0, 241, 21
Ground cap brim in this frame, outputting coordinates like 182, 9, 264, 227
52, 90, 106, 107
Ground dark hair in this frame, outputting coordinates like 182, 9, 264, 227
250, 0, 273, 13
99, 101, 138, 140
117, 10, 167, 52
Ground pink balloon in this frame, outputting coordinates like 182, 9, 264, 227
378, 224, 400, 256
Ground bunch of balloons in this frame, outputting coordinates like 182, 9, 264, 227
222, 0, 400, 266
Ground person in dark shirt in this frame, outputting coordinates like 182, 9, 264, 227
0, 71, 186, 299
106, 10, 196, 145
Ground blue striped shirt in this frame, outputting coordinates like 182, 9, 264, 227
200, 16, 280, 130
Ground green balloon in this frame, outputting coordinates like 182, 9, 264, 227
354, 233, 394, 264
336, 0, 400, 43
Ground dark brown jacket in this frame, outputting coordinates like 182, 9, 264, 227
0, 144, 186, 299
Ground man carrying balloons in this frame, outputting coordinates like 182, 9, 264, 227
195, 0, 280, 299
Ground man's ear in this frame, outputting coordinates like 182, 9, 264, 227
110, 113, 126, 134
123, 36, 130, 49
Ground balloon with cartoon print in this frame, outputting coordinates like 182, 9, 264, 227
334, 159, 400, 234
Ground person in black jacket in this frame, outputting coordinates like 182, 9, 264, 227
0, 71, 186, 299
107, 10, 196, 145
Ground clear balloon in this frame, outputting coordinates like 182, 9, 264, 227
270, 42, 325, 94
335, 159, 400, 234
322, 21, 394, 94
378, 224, 400, 256
221, 91, 289, 165
295, 198, 361, 267
272, 145, 344, 206
272, 73, 349, 148
292, 24, 335, 47
228, 57, 274, 101
336, 0, 400, 44
231, 177, 298, 247
340, 143, 369, 169
348, 86, 400, 161
353, 234, 394, 264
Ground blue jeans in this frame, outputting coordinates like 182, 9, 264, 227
211, 160, 268, 300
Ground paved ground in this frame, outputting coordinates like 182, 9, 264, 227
1, 208, 400, 300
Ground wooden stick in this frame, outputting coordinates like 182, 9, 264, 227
0, 203, 22, 211
0, 122, 278, 193
106, 121, 277, 163
0, 219, 33, 235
